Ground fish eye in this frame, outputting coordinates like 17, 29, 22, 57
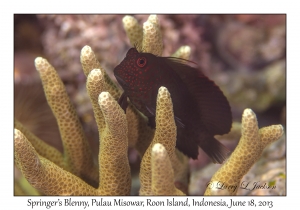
136, 57, 147, 68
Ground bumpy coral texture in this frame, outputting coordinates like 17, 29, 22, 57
123, 15, 143, 50
142, 15, 163, 56
34, 57, 98, 186
97, 92, 131, 195
14, 119, 64, 167
204, 109, 284, 196
151, 143, 185, 195
15, 36, 189, 195
15, 129, 96, 195
139, 87, 185, 195
15, 40, 187, 195
15, 57, 131, 195
14, 51, 187, 195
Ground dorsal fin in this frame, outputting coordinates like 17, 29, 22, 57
164, 57, 232, 135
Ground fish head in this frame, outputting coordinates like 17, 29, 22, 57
114, 48, 161, 92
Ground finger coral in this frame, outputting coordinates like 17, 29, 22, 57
14, 119, 64, 167
15, 129, 96, 195
139, 87, 186, 195
14, 89, 131, 195
122, 15, 143, 50
141, 15, 163, 56
204, 108, 284, 196
151, 143, 185, 195
35, 57, 98, 187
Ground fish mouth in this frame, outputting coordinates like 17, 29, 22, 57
114, 74, 127, 87
113, 64, 120, 74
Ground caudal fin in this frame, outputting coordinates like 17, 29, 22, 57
199, 137, 231, 164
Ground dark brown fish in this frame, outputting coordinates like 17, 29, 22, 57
114, 48, 232, 163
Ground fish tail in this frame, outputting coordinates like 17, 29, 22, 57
199, 137, 231, 164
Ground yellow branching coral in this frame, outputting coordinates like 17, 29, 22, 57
14, 90, 131, 195
204, 108, 284, 196
34, 57, 98, 186
15, 129, 96, 195
97, 92, 131, 195
14, 119, 64, 167
14, 44, 156, 195
139, 86, 186, 195
142, 15, 163, 56
123, 15, 164, 56
151, 143, 185, 195
14, 49, 186, 195
123, 15, 143, 50
80, 45, 120, 100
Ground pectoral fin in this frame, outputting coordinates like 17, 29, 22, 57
145, 105, 156, 129
174, 116, 185, 128
118, 92, 129, 113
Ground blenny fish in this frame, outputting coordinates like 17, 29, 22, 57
114, 48, 232, 163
